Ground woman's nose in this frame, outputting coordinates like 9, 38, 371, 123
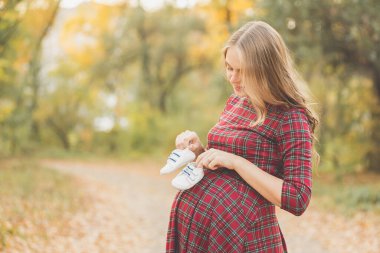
229, 72, 240, 83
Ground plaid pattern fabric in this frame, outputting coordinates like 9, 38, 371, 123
166, 94, 313, 253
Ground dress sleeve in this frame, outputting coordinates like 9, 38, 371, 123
278, 109, 313, 216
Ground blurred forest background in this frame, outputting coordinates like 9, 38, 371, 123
1, 0, 380, 252
1, 0, 380, 172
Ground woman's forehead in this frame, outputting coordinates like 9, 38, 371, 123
225, 47, 242, 69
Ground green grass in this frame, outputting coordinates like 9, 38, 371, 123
313, 171, 380, 215
0, 159, 85, 250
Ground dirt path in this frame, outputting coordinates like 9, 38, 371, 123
42, 159, 379, 253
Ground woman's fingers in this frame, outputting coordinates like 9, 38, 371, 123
175, 132, 187, 149
175, 135, 183, 148
208, 157, 220, 170
182, 137, 193, 149
195, 150, 206, 164
196, 149, 217, 168
176, 130, 199, 149
177, 143, 185, 149
175, 135, 186, 149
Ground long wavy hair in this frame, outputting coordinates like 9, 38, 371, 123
223, 21, 320, 163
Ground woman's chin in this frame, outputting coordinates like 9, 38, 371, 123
234, 89, 246, 97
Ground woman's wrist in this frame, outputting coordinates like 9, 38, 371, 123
194, 146, 205, 157
231, 155, 247, 171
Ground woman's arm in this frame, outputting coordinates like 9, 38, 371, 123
276, 110, 313, 216
196, 110, 313, 216
196, 149, 283, 207
233, 158, 283, 207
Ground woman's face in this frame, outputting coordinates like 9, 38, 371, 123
225, 47, 246, 97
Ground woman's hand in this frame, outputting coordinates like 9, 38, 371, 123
196, 148, 284, 208
175, 130, 205, 157
195, 148, 243, 170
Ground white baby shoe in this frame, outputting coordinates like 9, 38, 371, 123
160, 148, 196, 175
171, 162, 204, 190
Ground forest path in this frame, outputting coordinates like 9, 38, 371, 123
42, 159, 378, 253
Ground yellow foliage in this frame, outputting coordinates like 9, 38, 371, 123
11, 38, 30, 72
0, 59, 11, 84
60, 3, 124, 67
23, 7, 55, 38
195, 0, 260, 64
0, 99, 15, 123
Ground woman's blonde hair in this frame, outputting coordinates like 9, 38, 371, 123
223, 21, 319, 163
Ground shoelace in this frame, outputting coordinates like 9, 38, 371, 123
182, 165, 199, 181
168, 151, 181, 163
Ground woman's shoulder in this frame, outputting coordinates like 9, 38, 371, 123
271, 106, 311, 137
266, 103, 307, 120
280, 107, 309, 124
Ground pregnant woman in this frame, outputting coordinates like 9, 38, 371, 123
166, 20, 319, 253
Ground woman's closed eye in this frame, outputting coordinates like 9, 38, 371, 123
225, 63, 240, 73
226, 65, 233, 72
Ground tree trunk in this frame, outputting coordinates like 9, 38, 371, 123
368, 68, 380, 172
224, 0, 233, 33
28, 0, 60, 143
29, 54, 42, 142
158, 89, 168, 114
47, 118, 70, 150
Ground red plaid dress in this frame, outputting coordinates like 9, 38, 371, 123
166, 94, 313, 253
